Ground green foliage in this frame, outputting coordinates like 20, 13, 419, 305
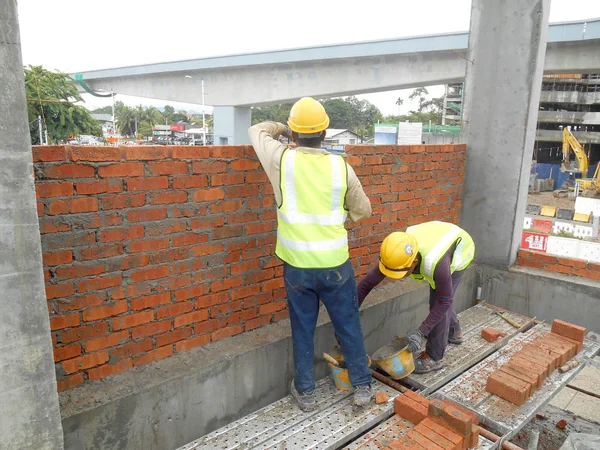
92, 105, 113, 114
25, 65, 102, 144
251, 104, 293, 125
383, 87, 444, 126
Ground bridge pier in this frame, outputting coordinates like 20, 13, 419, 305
460, 0, 550, 268
213, 106, 252, 145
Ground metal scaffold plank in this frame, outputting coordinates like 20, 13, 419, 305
404, 303, 534, 394
178, 379, 400, 450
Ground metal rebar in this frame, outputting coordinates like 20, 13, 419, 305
479, 427, 524, 450
369, 369, 408, 393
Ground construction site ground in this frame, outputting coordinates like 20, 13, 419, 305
527, 192, 575, 210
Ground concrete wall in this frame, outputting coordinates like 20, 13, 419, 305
0, 1, 64, 448
59, 267, 478, 450
480, 265, 600, 334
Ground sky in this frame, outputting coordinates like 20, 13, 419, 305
16, 0, 600, 117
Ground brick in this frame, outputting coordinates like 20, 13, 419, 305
83, 301, 128, 321
128, 176, 168, 191
394, 394, 428, 425
98, 162, 144, 178
62, 351, 109, 374
421, 418, 464, 450
127, 207, 168, 223
172, 175, 209, 189
542, 333, 579, 359
375, 392, 389, 404
33, 145, 67, 162
86, 330, 129, 352
245, 315, 272, 331
55, 263, 105, 281
45, 164, 95, 179
486, 370, 531, 406
404, 390, 430, 409
100, 225, 144, 243
194, 318, 227, 335
77, 274, 122, 293
156, 327, 192, 347
192, 160, 226, 174
499, 366, 540, 392
407, 430, 445, 450
57, 372, 84, 392
133, 345, 174, 367
413, 423, 456, 450
505, 358, 544, 388
146, 221, 187, 236
510, 354, 549, 381
157, 301, 193, 320
547, 331, 583, 354
521, 345, 558, 371
46, 282, 75, 300
40, 219, 72, 234
61, 322, 109, 344
88, 359, 133, 381
175, 334, 211, 352
75, 179, 122, 195
230, 158, 260, 171
172, 146, 209, 159
129, 266, 169, 283
551, 319, 586, 344
191, 216, 226, 229
212, 324, 243, 341
174, 285, 208, 302
111, 339, 153, 360
174, 309, 209, 328
148, 191, 188, 205
54, 343, 82, 362
101, 193, 146, 210
172, 232, 208, 247
386, 436, 427, 450
71, 146, 120, 161
481, 327, 506, 343
193, 188, 225, 202
129, 237, 169, 254
132, 320, 171, 340
213, 225, 244, 240
36, 181, 74, 198
525, 340, 566, 367
148, 161, 189, 175
210, 173, 244, 186
469, 426, 480, 449
48, 197, 99, 215
43, 250, 73, 267
125, 146, 169, 160
131, 293, 171, 311
112, 310, 154, 330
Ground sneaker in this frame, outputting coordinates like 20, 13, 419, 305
353, 383, 373, 407
414, 352, 444, 374
448, 331, 464, 345
291, 379, 316, 412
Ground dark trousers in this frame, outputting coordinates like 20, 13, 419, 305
283, 259, 372, 393
426, 270, 464, 361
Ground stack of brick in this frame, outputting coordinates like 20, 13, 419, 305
389, 392, 480, 449
486, 319, 586, 406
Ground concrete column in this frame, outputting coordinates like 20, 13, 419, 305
460, 0, 549, 268
213, 106, 251, 145
0, 1, 64, 449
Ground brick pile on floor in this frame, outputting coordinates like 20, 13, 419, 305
386, 390, 480, 449
486, 319, 586, 406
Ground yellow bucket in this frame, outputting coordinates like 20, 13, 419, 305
326, 346, 372, 391
372, 337, 415, 380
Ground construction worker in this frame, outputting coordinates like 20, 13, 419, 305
357, 221, 475, 374
248, 97, 373, 411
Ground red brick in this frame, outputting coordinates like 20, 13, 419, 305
125, 146, 169, 160
525, 340, 566, 367
516, 348, 554, 375
54, 343, 82, 362
230, 158, 260, 171
156, 327, 192, 347
83, 301, 128, 322
55, 264, 105, 281
410, 426, 448, 450
172, 233, 208, 247
499, 366, 540, 392
547, 331, 583, 354
227, 185, 259, 198
193, 188, 225, 202
375, 392, 389, 404
156, 301, 193, 320
428, 399, 475, 438
394, 394, 428, 425
174, 310, 209, 328
33, 145, 67, 162
129, 237, 169, 253
88, 359, 133, 381
148, 161, 189, 175
40, 219, 72, 234
112, 310, 154, 330
386, 436, 427, 450
228, 308, 258, 325
111, 339, 153, 360
43, 250, 73, 267
100, 225, 144, 243
172, 146, 210, 160
75, 179, 122, 195
213, 225, 244, 240
36, 181, 74, 198
133, 345, 174, 367
510, 354, 549, 381
245, 316, 272, 331
148, 191, 188, 205
542, 333, 579, 359
245, 222, 274, 235
146, 221, 187, 236
486, 370, 531, 406
48, 197, 99, 215
70, 146, 120, 161
175, 334, 211, 352
192, 160, 226, 174
259, 301, 286, 315
230, 285, 261, 301
44, 164, 95, 179
57, 372, 84, 392
97, 163, 143, 178
101, 193, 146, 210
128, 207, 168, 223
86, 330, 129, 352
129, 266, 169, 283
191, 216, 226, 229
210, 173, 244, 186
421, 418, 464, 450
211, 324, 243, 341
46, 282, 75, 300
261, 278, 284, 292
469, 426, 480, 448
481, 327, 506, 343
62, 351, 109, 374
505, 358, 544, 388
191, 243, 225, 258
172, 175, 209, 189
57, 293, 105, 313
131, 293, 171, 311
37, 201, 44, 216
194, 318, 227, 335
77, 274, 122, 293
211, 276, 243, 293
61, 322, 109, 344
128, 176, 168, 191
132, 320, 172, 340
551, 319, 586, 344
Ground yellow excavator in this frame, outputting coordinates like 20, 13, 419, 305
558, 127, 600, 197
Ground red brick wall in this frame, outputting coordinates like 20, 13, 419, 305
33, 143, 465, 391
517, 249, 600, 281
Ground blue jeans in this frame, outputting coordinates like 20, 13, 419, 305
283, 259, 372, 394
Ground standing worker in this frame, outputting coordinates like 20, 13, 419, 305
248, 97, 373, 411
357, 221, 475, 373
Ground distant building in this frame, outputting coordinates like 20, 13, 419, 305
324, 129, 362, 145
91, 113, 115, 136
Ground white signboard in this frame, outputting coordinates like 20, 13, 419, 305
397, 122, 423, 145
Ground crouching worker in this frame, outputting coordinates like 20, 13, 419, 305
248, 97, 373, 411
357, 221, 475, 374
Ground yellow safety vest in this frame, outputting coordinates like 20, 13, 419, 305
276, 148, 349, 268
407, 221, 475, 289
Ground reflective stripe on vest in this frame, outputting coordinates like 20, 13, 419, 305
406, 221, 475, 289
276, 149, 349, 268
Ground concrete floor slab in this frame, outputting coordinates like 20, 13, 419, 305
568, 365, 600, 396
549, 387, 577, 410
564, 392, 600, 424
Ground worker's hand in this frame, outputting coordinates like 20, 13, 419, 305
406, 329, 424, 354
281, 124, 293, 140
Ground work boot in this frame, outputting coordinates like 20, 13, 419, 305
353, 383, 373, 407
291, 379, 316, 412
414, 352, 444, 374
448, 331, 464, 345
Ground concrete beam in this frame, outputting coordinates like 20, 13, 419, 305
537, 111, 600, 125
460, 0, 550, 268
0, 1, 64, 448
536, 129, 600, 144
540, 90, 600, 105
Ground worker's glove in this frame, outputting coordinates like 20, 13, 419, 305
406, 329, 424, 354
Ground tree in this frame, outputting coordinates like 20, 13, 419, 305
171, 111, 188, 123
115, 102, 137, 136
321, 98, 354, 129
24, 65, 102, 144
395, 97, 404, 107
163, 105, 175, 123
92, 105, 113, 114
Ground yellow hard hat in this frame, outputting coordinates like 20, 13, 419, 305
287, 97, 330, 134
379, 232, 419, 279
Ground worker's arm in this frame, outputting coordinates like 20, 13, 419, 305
419, 252, 454, 336
357, 265, 386, 306
345, 164, 372, 222
248, 121, 289, 185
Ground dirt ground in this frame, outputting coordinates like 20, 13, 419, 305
527, 192, 576, 210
